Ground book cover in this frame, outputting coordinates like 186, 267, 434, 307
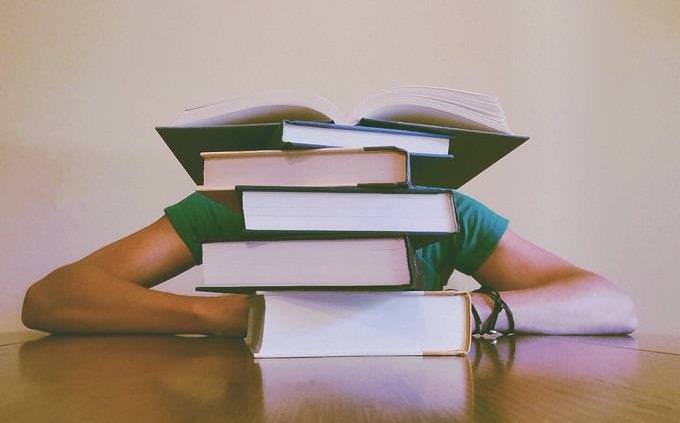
279, 120, 451, 155
246, 290, 472, 358
200, 146, 413, 190
197, 236, 427, 293
199, 185, 458, 237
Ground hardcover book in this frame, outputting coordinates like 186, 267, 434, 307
200, 147, 412, 190
277, 120, 450, 155
199, 185, 458, 236
245, 290, 472, 358
198, 236, 424, 292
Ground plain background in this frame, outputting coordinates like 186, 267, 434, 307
2, 1, 679, 335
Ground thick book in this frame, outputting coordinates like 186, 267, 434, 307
197, 237, 424, 292
199, 185, 458, 236
245, 290, 471, 358
167, 86, 512, 133
278, 120, 450, 155
200, 147, 411, 190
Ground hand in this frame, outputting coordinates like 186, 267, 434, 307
196, 294, 250, 337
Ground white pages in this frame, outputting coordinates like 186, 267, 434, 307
246, 290, 471, 358
201, 238, 410, 288
241, 190, 457, 234
281, 122, 450, 155
200, 148, 408, 190
170, 86, 511, 134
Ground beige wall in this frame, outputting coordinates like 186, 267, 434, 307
2, 1, 679, 334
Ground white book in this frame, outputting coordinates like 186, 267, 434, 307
199, 147, 410, 191
200, 237, 418, 290
280, 121, 451, 155
245, 290, 471, 358
170, 86, 512, 134
237, 187, 458, 235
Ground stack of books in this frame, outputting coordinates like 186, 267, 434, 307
157, 86, 529, 358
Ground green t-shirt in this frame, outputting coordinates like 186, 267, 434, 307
164, 191, 509, 290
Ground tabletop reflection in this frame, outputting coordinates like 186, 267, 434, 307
5, 333, 674, 422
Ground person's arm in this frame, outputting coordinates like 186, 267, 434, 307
470, 229, 638, 335
21, 217, 248, 336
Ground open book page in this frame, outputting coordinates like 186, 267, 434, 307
350, 86, 511, 133
378, 86, 502, 115
171, 86, 511, 133
172, 90, 342, 126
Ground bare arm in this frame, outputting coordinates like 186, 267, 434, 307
21, 217, 248, 336
470, 229, 638, 335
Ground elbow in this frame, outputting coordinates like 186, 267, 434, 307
22, 283, 47, 331
584, 273, 638, 335
617, 293, 638, 335
21, 267, 70, 332
597, 276, 638, 335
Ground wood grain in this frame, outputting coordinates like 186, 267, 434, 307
1, 333, 678, 422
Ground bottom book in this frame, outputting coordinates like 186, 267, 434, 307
245, 290, 471, 358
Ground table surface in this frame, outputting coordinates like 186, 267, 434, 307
1, 331, 678, 422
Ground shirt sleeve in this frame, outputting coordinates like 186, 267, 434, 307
450, 191, 509, 275
418, 190, 509, 285
164, 192, 245, 264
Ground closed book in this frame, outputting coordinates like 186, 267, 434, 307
156, 124, 456, 187
199, 185, 458, 236
245, 290, 471, 358
154, 122, 523, 189
278, 120, 450, 155
200, 147, 411, 190
197, 236, 424, 292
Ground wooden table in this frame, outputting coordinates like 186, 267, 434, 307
1, 332, 678, 422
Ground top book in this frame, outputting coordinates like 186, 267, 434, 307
170, 86, 513, 134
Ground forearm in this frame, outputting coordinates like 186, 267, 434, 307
22, 263, 248, 335
472, 272, 638, 335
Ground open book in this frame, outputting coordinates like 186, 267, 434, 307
171, 86, 512, 134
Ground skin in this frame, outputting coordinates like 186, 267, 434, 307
21, 216, 638, 336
